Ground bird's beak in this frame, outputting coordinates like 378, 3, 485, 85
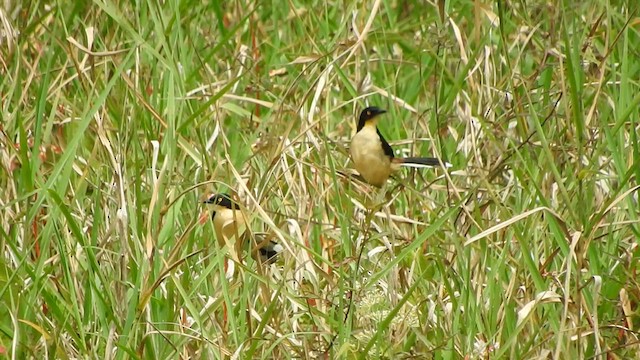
374, 109, 387, 116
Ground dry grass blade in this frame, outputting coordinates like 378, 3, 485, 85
464, 207, 561, 246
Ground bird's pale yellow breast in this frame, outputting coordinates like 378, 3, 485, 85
213, 207, 247, 249
350, 124, 392, 187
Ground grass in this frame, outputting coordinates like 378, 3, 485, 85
1, 0, 639, 358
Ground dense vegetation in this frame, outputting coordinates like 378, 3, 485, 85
1, 1, 639, 358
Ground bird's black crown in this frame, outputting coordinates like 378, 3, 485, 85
203, 193, 239, 210
357, 106, 387, 131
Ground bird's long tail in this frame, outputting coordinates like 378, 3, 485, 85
395, 157, 452, 168
250, 233, 283, 264
258, 241, 283, 263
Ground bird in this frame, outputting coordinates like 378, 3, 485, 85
203, 193, 282, 264
350, 106, 450, 187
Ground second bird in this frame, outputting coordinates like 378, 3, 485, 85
350, 107, 449, 187
204, 193, 282, 264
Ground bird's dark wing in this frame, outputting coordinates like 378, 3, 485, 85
377, 128, 395, 159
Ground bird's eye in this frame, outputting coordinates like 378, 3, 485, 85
366, 111, 371, 116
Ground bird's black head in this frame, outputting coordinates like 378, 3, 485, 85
203, 193, 239, 210
357, 106, 387, 131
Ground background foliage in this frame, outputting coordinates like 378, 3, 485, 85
1, 0, 639, 358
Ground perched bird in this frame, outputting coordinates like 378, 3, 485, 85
203, 193, 282, 264
350, 107, 450, 187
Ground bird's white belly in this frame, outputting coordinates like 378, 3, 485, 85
350, 130, 392, 187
